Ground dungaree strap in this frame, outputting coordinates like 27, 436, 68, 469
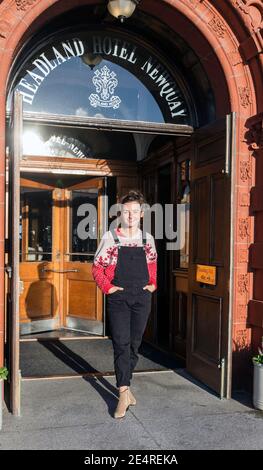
110, 227, 147, 247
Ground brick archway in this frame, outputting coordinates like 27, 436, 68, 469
0, 0, 262, 388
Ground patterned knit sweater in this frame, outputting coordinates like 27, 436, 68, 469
92, 227, 158, 294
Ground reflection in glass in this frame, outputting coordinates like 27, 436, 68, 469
20, 189, 52, 262
23, 130, 92, 159
69, 190, 98, 262
22, 123, 137, 160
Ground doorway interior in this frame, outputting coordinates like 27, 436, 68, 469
6, 102, 234, 412
10, 120, 191, 382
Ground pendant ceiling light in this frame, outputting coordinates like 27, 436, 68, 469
81, 53, 103, 69
107, 0, 140, 22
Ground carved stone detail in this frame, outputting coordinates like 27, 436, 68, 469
230, 0, 263, 34
238, 218, 250, 239
238, 86, 252, 108
240, 161, 252, 182
208, 15, 227, 38
237, 273, 249, 295
15, 0, 37, 11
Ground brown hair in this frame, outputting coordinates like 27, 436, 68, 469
120, 189, 146, 206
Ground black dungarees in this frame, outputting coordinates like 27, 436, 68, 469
107, 228, 153, 388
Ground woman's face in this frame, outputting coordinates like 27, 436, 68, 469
121, 201, 143, 229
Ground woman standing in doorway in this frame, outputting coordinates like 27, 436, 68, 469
92, 190, 157, 419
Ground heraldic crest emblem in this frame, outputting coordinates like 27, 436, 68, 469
89, 65, 121, 109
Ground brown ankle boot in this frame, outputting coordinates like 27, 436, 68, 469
114, 387, 130, 419
128, 387, 136, 406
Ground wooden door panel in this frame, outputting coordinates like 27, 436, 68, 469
187, 115, 233, 398
19, 262, 58, 324
193, 119, 226, 168
64, 263, 98, 320
173, 272, 188, 360
210, 173, 227, 265
193, 177, 210, 262
192, 294, 222, 362
68, 281, 96, 318
19, 279, 56, 320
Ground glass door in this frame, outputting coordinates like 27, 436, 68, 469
62, 178, 105, 334
19, 176, 106, 336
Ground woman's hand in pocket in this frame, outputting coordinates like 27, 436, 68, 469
108, 286, 124, 294
143, 284, 156, 293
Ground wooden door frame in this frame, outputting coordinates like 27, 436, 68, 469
7, 91, 23, 416
6, 110, 195, 415
6, 111, 194, 137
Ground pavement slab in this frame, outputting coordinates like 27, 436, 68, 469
1, 369, 262, 450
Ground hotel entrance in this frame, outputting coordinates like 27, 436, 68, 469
3, 7, 238, 416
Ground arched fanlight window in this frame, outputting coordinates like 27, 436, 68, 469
7, 30, 193, 125
9, 59, 164, 123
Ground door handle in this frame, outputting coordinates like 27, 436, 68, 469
5, 265, 12, 278
41, 268, 80, 273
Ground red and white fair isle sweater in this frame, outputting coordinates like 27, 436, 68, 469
92, 227, 158, 294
